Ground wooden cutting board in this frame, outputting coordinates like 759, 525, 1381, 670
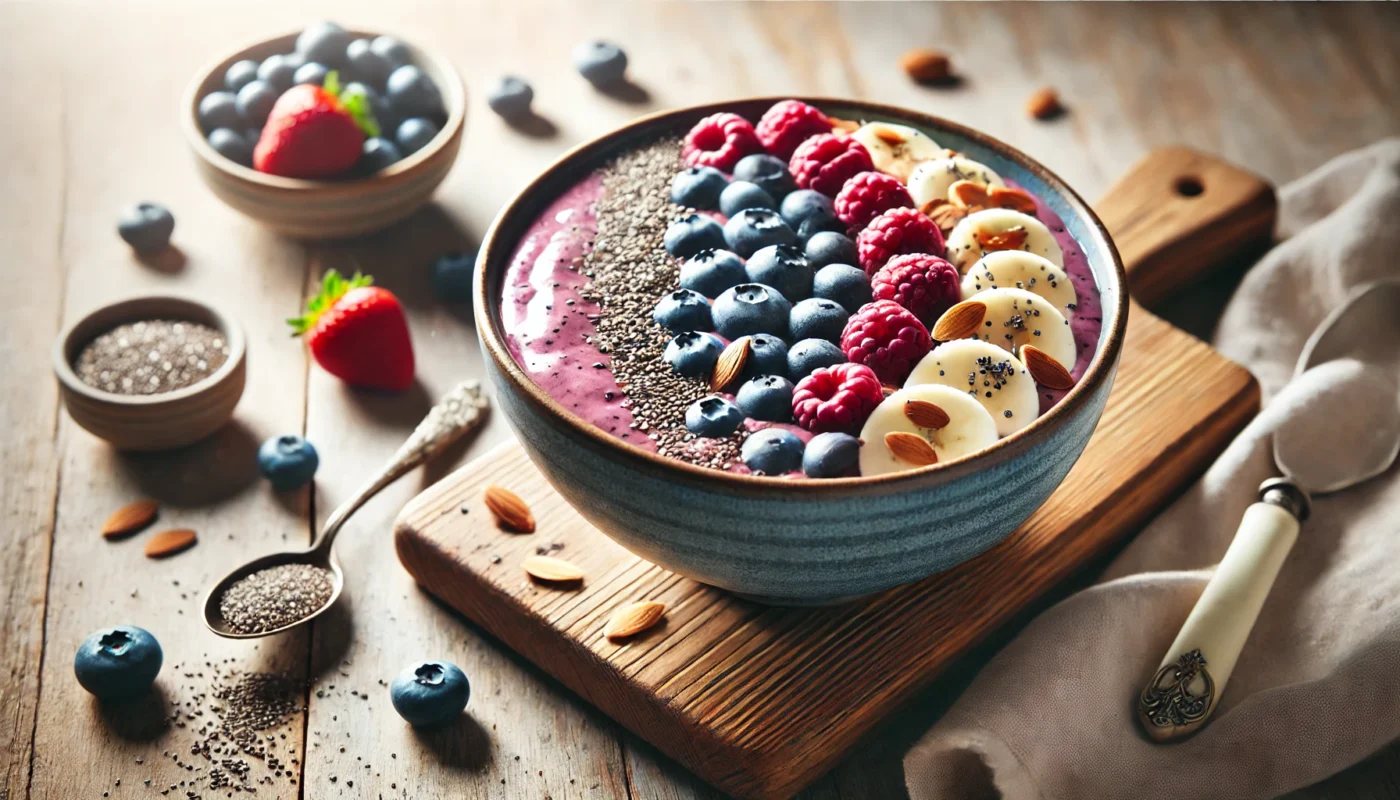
394, 148, 1273, 799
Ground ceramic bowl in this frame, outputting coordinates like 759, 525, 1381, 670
475, 98, 1128, 603
53, 295, 247, 451
182, 29, 465, 240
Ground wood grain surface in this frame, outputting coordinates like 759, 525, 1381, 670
3, 2, 1399, 799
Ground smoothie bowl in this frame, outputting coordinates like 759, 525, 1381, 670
475, 98, 1127, 603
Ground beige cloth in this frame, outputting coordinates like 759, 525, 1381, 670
904, 140, 1400, 800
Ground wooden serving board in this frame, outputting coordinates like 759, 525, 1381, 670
394, 148, 1273, 799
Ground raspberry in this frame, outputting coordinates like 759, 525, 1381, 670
788, 134, 875, 197
683, 113, 763, 172
791, 362, 884, 434
871, 254, 961, 328
834, 171, 914, 233
839, 299, 932, 385
755, 100, 832, 161
857, 207, 945, 275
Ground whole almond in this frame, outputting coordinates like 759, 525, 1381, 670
604, 601, 667, 641
989, 186, 1038, 214
884, 432, 939, 467
949, 180, 992, 209
711, 336, 751, 392
102, 499, 159, 539
522, 555, 584, 584
484, 486, 535, 533
144, 528, 196, 558
1021, 345, 1076, 390
974, 226, 1029, 253
904, 399, 951, 430
1026, 87, 1064, 121
900, 49, 952, 85
932, 300, 987, 341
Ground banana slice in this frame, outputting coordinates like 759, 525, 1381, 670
934, 287, 1077, 371
945, 208, 1064, 272
961, 250, 1077, 316
907, 157, 1005, 210
858, 384, 999, 477
851, 122, 943, 182
905, 339, 1038, 436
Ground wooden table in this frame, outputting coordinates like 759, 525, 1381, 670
4, 2, 1398, 798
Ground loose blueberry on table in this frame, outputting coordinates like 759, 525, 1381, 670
486, 75, 535, 120
116, 203, 175, 253
257, 434, 319, 491
73, 625, 163, 699
432, 250, 477, 304
573, 40, 628, 87
389, 660, 470, 728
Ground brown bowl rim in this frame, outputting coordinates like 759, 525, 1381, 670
180, 27, 466, 192
474, 97, 1128, 496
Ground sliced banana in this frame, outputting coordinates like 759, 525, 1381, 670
907, 157, 1005, 210
961, 250, 1077, 316
945, 287, 1077, 370
945, 208, 1064, 272
850, 122, 943, 182
859, 384, 998, 477
905, 339, 1038, 437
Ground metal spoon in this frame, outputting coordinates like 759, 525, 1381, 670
1138, 281, 1400, 741
203, 380, 488, 639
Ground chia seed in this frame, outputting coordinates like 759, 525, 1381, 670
218, 563, 335, 635
73, 320, 229, 395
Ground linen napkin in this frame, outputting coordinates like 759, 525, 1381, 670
903, 139, 1400, 800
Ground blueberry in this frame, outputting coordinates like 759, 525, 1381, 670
345, 38, 394, 88
741, 428, 805, 475
670, 166, 728, 210
812, 263, 872, 312
742, 333, 789, 380
723, 208, 796, 258
734, 154, 796, 199
719, 181, 776, 217
296, 21, 351, 67
256, 434, 319, 491
679, 249, 746, 299
235, 80, 279, 127
652, 289, 712, 333
573, 40, 628, 87
294, 62, 329, 87
390, 661, 470, 728
745, 244, 812, 302
197, 91, 242, 133
787, 338, 847, 380
795, 213, 846, 243
685, 396, 745, 438
207, 128, 253, 167
358, 137, 402, 175
257, 54, 298, 92
368, 90, 401, 137
664, 214, 726, 258
735, 375, 794, 422
805, 231, 860, 270
370, 36, 413, 68
486, 76, 534, 119
780, 190, 836, 232
803, 432, 862, 478
74, 625, 162, 699
395, 117, 441, 155
116, 203, 175, 253
712, 283, 791, 339
386, 65, 444, 119
432, 251, 476, 303
789, 297, 850, 344
663, 332, 725, 378
224, 59, 260, 93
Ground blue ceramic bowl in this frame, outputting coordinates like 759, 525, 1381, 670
474, 98, 1127, 603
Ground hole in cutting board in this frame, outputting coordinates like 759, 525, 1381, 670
1175, 176, 1205, 197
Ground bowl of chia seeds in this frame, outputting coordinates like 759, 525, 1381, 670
53, 294, 247, 450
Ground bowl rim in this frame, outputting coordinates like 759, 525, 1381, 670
180, 27, 466, 191
474, 96, 1129, 496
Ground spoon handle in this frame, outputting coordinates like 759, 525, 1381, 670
1137, 478, 1311, 741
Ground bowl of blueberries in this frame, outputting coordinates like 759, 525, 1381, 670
183, 22, 465, 239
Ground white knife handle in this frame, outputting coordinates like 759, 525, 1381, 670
1138, 478, 1311, 741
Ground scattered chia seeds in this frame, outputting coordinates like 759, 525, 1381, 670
218, 563, 335, 635
74, 319, 229, 395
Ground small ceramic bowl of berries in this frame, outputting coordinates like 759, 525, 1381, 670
182, 22, 465, 239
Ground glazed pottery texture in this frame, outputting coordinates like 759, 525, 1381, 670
476, 99, 1127, 603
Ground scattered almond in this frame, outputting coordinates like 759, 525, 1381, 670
989, 186, 1038, 214
874, 127, 906, 146
144, 528, 196, 558
932, 300, 987, 341
829, 117, 861, 134
101, 499, 159, 539
975, 226, 1030, 253
484, 486, 535, 533
522, 555, 584, 585
949, 180, 992, 209
904, 399, 951, 430
604, 601, 667, 640
1026, 87, 1064, 121
884, 432, 939, 467
1021, 345, 1076, 390
922, 199, 969, 233
711, 336, 751, 392
900, 49, 953, 85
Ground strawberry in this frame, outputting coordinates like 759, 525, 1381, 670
254, 72, 379, 179
289, 270, 415, 391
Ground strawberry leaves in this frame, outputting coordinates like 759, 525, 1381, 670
322, 70, 380, 139
288, 269, 374, 336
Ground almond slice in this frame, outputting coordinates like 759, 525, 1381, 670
932, 300, 987, 341
1021, 345, 1075, 390
522, 555, 584, 585
102, 499, 159, 539
975, 226, 1029, 253
989, 186, 1038, 214
604, 601, 667, 641
144, 528, 196, 558
874, 128, 907, 146
484, 486, 535, 533
829, 117, 861, 134
711, 336, 751, 392
923, 199, 969, 234
904, 399, 951, 430
884, 432, 939, 467
949, 180, 992, 209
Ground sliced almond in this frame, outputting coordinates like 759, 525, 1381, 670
1026, 87, 1064, 121
874, 127, 907, 146
975, 226, 1030, 253
522, 555, 584, 585
949, 180, 992, 209
484, 486, 535, 533
711, 336, 751, 392
1021, 345, 1076, 390
884, 432, 939, 467
989, 186, 1038, 214
932, 300, 987, 341
604, 601, 667, 641
904, 399, 951, 430
829, 117, 861, 134
923, 199, 969, 234
881, 384, 899, 397
144, 528, 196, 558
102, 499, 159, 539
